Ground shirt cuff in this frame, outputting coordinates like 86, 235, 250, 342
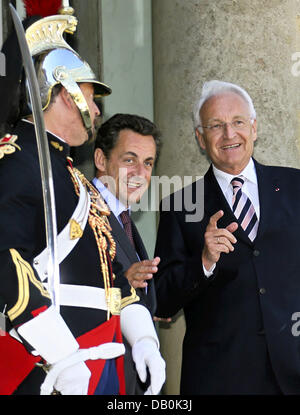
203, 263, 216, 278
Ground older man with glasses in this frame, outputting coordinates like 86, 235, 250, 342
154, 80, 300, 394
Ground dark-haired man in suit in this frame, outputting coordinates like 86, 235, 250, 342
92, 113, 162, 394
154, 80, 300, 394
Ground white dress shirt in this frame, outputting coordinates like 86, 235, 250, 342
213, 158, 260, 220
91, 177, 128, 225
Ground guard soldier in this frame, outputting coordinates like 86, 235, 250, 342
0, 1, 165, 395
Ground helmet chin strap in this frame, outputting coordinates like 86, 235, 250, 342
86, 126, 94, 143
54, 69, 93, 142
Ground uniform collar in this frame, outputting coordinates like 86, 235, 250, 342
20, 118, 70, 157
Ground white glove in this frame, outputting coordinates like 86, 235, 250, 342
52, 362, 91, 395
121, 304, 166, 395
18, 306, 126, 395
132, 338, 166, 395
40, 342, 125, 395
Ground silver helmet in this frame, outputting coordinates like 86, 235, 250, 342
25, 14, 111, 138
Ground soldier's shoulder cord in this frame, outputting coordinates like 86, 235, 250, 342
0, 134, 20, 159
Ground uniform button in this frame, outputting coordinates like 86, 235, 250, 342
253, 249, 260, 256
259, 288, 266, 294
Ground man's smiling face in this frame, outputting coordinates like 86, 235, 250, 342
196, 92, 257, 175
97, 129, 156, 206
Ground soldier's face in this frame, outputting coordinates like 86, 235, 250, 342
80, 83, 101, 141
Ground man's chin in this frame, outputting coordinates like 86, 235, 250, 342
119, 193, 142, 207
128, 196, 142, 206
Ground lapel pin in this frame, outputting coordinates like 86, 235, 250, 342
275, 187, 280, 192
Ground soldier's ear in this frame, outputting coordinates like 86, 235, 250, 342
60, 87, 74, 109
94, 148, 107, 174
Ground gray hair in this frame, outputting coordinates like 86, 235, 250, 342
193, 80, 256, 133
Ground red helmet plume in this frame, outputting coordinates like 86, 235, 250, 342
24, 0, 62, 17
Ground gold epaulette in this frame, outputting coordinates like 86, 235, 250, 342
0, 134, 20, 159
69, 166, 111, 216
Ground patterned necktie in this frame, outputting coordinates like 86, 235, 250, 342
119, 210, 135, 247
231, 176, 258, 241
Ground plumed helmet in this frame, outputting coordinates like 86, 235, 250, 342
25, 13, 111, 138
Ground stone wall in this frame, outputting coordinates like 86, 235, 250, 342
152, 0, 300, 394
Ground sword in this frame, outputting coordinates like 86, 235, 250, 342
9, 4, 60, 312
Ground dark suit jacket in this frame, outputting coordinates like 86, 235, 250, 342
109, 212, 156, 315
107, 210, 157, 394
154, 159, 300, 394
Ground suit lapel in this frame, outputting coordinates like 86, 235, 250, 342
108, 211, 139, 263
204, 166, 232, 223
131, 221, 148, 260
109, 210, 156, 314
204, 165, 253, 246
254, 160, 280, 240
130, 221, 156, 313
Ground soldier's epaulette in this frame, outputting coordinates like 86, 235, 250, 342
71, 166, 111, 216
0, 134, 21, 159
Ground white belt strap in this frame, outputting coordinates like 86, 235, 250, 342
43, 284, 108, 311
33, 174, 91, 282
9, 285, 108, 350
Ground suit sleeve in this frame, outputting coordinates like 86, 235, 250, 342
0, 150, 52, 329
154, 201, 216, 318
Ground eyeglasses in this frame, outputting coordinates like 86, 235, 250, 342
198, 118, 254, 137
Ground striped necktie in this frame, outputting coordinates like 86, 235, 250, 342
231, 176, 258, 241
119, 209, 135, 248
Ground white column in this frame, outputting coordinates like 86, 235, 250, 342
101, 0, 156, 257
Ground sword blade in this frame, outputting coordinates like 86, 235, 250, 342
9, 4, 60, 312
